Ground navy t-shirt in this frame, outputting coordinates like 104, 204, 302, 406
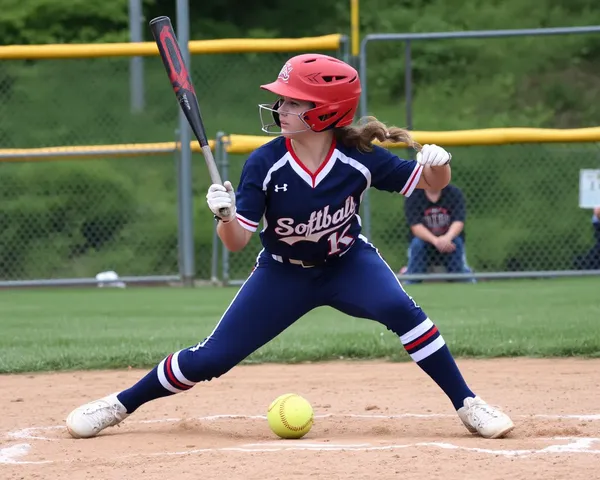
404, 184, 466, 241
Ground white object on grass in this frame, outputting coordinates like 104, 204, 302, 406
95, 271, 126, 288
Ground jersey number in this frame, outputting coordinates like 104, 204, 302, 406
327, 224, 353, 255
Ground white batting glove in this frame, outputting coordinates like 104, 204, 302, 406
416, 144, 452, 166
206, 181, 236, 221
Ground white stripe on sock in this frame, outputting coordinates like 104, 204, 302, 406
400, 318, 434, 345
171, 351, 196, 386
410, 336, 446, 363
157, 358, 183, 394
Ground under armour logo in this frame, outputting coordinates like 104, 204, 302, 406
274, 184, 288, 192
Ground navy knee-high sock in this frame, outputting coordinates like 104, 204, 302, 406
117, 351, 193, 413
401, 319, 474, 410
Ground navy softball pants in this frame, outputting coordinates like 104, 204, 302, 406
158, 239, 442, 393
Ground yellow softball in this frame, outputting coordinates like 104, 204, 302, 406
267, 393, 314, 439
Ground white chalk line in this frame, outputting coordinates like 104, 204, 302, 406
3, 412, 600, 465
8, 412, 600, 442
3, 437, 600, 464
0, 444, 52, 465
178, 437, 600, 457
5, 413, 454, 442
7, 425, 64, 441
135, 437, 600, 457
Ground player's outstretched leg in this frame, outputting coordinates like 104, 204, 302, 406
66, 259, 319, 438
325, 239, 514, 439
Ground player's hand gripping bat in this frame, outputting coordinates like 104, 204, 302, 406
149, 16, 231, 218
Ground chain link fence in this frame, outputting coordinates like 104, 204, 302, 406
2, 35, 599, 285
0, 155, 182, 282
0, 50, 343, 150
216, 141, 600, 285
0, 44, 346, 284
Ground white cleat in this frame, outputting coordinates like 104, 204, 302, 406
457, 396, 515, 439
66, 393, 129, 439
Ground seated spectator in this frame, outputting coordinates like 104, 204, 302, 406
402, 184, 475, 284
573, 206, 600, 270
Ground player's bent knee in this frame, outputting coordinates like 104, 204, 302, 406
372, 300, 426, 334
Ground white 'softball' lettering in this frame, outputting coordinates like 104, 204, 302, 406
274, 196, 356, 245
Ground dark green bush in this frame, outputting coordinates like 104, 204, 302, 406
0, 161, 135, 279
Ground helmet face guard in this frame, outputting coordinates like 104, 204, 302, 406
258, 100, 312, 135
258, 54, 361, 133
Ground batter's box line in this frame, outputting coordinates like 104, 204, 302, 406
235, 437, 600, 457
5, 414, 451, 442
0, 444, 52, 465
3, 437, 600, 465
6, 412, 600, 442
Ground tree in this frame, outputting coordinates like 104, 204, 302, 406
0, 0, 137, 44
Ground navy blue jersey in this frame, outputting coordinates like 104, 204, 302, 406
234, 136, 423, 261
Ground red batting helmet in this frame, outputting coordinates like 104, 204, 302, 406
260, 54, 361, 132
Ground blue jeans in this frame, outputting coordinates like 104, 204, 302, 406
405, 237, 475, 284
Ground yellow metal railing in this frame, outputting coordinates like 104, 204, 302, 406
219, 127, 600, 152
2, 127, 600, 162
0, 142, 210, 162
0, 34, 347, 161
2, 33, 599, 161
0, 34, 344, 60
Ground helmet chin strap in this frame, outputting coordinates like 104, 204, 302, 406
258, 103, 312, 135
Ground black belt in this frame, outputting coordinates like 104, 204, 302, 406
270, 254, 327, 268
269, 240, 357, 268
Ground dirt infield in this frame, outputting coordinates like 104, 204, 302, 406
1, 358, 599, 479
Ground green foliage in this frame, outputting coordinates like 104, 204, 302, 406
1, 0, 600, 279
0, 161, 135, 278
0, 0, 136, 44
356, 0, 600, 130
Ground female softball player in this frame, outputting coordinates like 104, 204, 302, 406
66, 54, 514, 440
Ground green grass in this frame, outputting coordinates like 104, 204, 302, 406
1, 277, 599, 374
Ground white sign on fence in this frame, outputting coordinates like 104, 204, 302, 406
579, 169, 600, 208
